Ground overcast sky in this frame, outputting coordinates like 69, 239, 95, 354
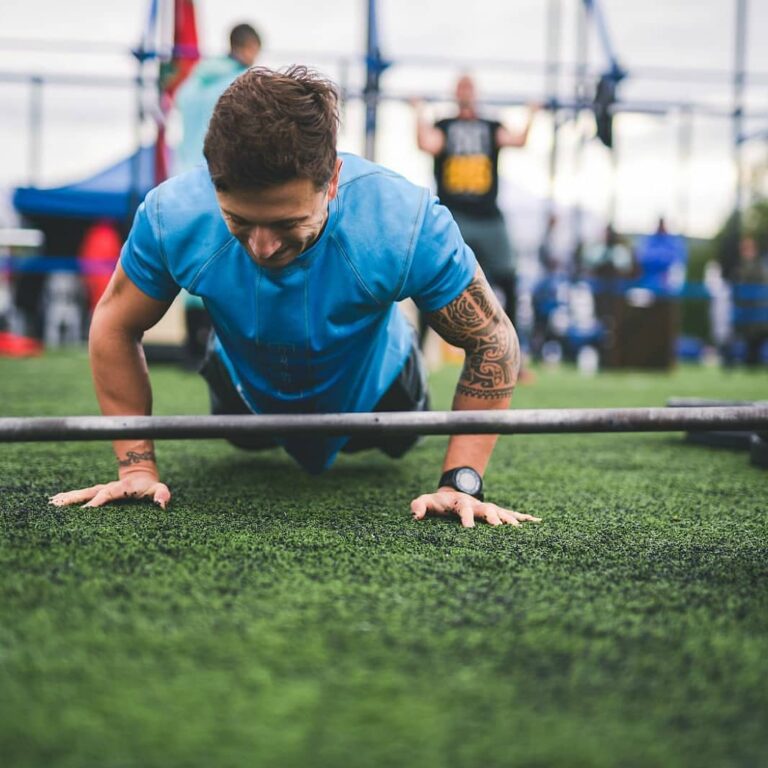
1, 0, 767, 242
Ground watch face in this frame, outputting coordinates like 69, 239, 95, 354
455, 467, 481, 496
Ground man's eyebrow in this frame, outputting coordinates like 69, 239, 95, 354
221, 209, 310, 225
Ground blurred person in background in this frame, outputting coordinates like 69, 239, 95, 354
733, 235, 768, 367
635, 217, 687, 295
531, 213, 565, 360
582, 224, 635, 368
583, 224, 634, 278
174, 23, 262, 366
174, 23, 262, 174
412, 76, 538, 328
633, 217, 688, 368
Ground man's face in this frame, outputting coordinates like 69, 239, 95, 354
216, 160, 341, 271
235, 40, 261, 68
455, 76, 476, 109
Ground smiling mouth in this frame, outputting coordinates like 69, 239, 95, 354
254, 249, 295, 267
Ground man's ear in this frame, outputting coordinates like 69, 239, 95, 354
326, 158, 344, 201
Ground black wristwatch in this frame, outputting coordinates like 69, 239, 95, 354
439, 466, 484, 501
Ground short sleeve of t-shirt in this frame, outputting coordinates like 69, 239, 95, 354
120, 198, 180, 301
397, 197, 477, 312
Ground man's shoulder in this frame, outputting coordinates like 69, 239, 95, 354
337, 153, 427, 211
140, 168, 231, 266
144, 167, 218, 223
336, 155, 430, 237
338, 153, 409, 185
332, 154, 432, 301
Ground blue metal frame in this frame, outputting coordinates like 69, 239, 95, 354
364, 0, 390, 160
581, 0, 627, 82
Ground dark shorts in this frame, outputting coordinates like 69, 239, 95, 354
198, 336, 430, 460
451, 209, 516, 279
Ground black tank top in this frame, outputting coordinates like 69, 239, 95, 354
434, 117, 502, 218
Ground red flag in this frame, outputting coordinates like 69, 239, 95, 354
155, 0, 200, 183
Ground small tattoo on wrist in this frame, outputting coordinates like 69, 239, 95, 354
118, 450, 156, 467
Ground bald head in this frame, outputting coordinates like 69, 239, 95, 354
455, 75, 477, 109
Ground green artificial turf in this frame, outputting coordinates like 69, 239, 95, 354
1, 350, 767, 768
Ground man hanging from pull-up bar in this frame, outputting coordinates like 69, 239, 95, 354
412, 75, 539, 328
50, 66, 540, 529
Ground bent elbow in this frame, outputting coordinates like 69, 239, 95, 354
89, 302, 143, 352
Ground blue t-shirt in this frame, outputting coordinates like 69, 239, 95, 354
635, 232, 688, 293
121, 153, 477, 472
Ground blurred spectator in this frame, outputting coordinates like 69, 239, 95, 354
733, 235, 768, 366
412, 76, 538, 325
583, 224, 633, 277
43, 272, 83, 347
174, 23, 261, 366
13, 267, 44, 340
635, 217, 687, 295
174, 23, 262, 174
531, 213, 564, 358
704, 259, 732, 356
583, 225, 641, 368
538, 212, 563, 273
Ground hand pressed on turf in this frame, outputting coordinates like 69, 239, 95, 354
410, 490, 541, 529
49, 471, 171, 510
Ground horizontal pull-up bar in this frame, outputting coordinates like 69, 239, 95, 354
344, 88, 768, 120
4, 37, 768, 87
0, 407, 766, 443
3, 70, 765, 121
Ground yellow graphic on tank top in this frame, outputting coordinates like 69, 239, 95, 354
442, 154, 492, 195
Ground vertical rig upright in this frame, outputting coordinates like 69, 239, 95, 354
364, 0, 387, 161
733, 0, 748, 239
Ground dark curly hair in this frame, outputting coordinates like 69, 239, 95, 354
204, 66, 339, 191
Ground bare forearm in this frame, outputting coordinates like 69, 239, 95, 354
443, 329, 518, 473
416, 119, 434, 150
413, 103, 444, 155
89, 312, 157, 474
426, 269, 520, 475
518, 111, 535, 144
50, 321, 170, 508
411, 273, 537, 528
498, 105, 538, 148
443, 398, 511, 475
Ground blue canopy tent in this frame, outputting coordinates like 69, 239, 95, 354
13, 146, 155, 222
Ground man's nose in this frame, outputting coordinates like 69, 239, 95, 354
247, 227, 282, 259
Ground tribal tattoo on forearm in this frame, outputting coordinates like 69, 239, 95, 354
117, 450, 157, 467
425, 271, 519, 400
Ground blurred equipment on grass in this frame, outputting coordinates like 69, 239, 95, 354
668, 397, 768, 469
